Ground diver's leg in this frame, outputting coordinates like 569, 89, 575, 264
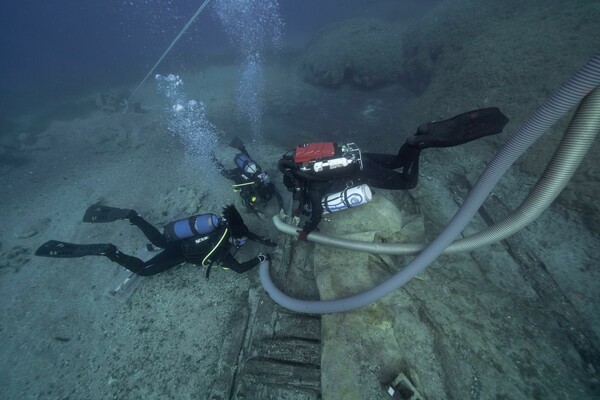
136, 249, 186, 276
360, 108, 508, 188
211, 153, 239, 180
407, 107, 509, 149
229, 136, 248, 154
302, 181, 333, 233
217, 165, 239, 181
361, 152, 405, 169
82, 204, 134, 223
35, 240, 148, 274
360, 144, 421, 190
83, 204, 168, 248
103, 247, 145, 274
36, 240, 116, 258
128, 214, 168, 248
105, 246, 185, 276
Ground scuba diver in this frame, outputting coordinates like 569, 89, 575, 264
212, 136, 284, 218
35, 204, 277, 278
278, 107, 510, 240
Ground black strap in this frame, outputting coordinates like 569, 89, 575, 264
323, 186, 352, 213
342, 187, 351, 208
205, 244, 239, 280
324, 195, 333, 213
187, 216, 200, 236
205, 259, 215, 280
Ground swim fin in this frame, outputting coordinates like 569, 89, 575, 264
229, 136, 247, 153
35, 240, 115, 258
407, 107, 509, 149
82, 204, 132, 223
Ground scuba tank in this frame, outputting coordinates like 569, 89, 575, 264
163, 213, 220, 242
234, 153, 260, 176
322, 184, 373, 214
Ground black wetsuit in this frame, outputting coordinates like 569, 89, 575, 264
279, 142, 421, 233
105, 214, 261, 276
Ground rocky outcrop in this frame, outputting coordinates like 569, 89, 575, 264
299, 18, 403, 89
311, 177, 599, 399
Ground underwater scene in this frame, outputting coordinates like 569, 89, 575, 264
1, 0, 599, 399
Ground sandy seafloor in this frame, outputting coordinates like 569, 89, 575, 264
0, 64, 274, 399
0, 61, 408, 399
1, 56, 599, 399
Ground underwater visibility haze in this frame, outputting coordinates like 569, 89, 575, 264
0, 0, 599, 399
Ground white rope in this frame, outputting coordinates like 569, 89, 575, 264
128, 0, 212, 101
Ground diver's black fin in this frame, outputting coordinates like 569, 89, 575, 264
35, 240, 115, 258
82, 204, 132, 223
229, 136, 246, 153
408, 107, 509, 149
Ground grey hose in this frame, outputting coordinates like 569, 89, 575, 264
261, 53, 600, 314
273, 81, 600, 254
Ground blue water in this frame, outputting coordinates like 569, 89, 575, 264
0, 0, 437, 120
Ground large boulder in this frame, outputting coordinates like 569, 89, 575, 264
299, 18, 403, 89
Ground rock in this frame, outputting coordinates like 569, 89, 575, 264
318, 192, 406, 238
315, 194, 428, 398
299, 18, 404, 89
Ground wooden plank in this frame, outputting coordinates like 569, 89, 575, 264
238, 358, 321, 392
208, 305, 250, 400
275, 314, 321, 341
254, 337, 321, 366
450, 175, 600, 372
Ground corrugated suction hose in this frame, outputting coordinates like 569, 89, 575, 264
262, 53, 600, 314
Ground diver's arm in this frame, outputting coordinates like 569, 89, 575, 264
221, 251, 261, 273
247, 231, 277, 247
222, 168, 242, 181
303, 184, 326, 234
278, 158, 298, 185
212, 154, 240, 181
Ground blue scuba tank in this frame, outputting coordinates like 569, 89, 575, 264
163, 213, 220, 242
234, 153, 259, 175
